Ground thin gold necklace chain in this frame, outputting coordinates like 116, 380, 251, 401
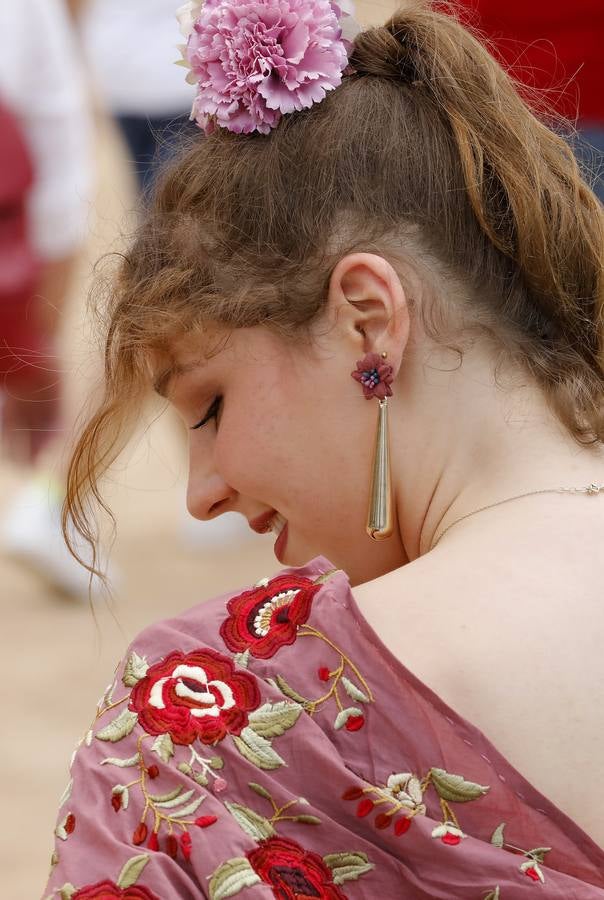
430, 482, 604, 551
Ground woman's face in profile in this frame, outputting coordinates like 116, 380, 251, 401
156, 323, 406, 584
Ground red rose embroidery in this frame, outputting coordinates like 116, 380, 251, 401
247, 837, 347, 899
129, 648, 261, 745
220, 575, 321, 659
73, 882, 158, 900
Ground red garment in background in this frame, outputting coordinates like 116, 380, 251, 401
0, 99, 60, 460
463, 0, 603, 121
0, 98, 43, 381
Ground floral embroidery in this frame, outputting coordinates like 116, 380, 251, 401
521, 861, 545, 883
58, 854, 158, 899
490, 823, 551, 885
274, 629, 374, 733
102, 731, 219, 858
87, 645, 307, 858
220, 574, 322, 659
220, 571, 375, 733
247, 838, 348, 899
72, 884, 156, 900
54, 812, 76, 842
431, 822, 465, 845
128, 648, 261, 745
208, 782, 374, 899
342, 766, 489, 842
47, 566, 567, 900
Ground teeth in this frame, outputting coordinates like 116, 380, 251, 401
270, 513, 287, 536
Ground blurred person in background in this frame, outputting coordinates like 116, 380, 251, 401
0, 0, 95, 595
78, 0, 198, 194
461, 0, 604, 200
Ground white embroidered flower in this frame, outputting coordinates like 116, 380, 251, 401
385, 773, 426, 813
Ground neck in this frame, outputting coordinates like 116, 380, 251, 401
390, 337, 604, 561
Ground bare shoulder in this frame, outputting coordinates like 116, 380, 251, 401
352, 547, 604, 846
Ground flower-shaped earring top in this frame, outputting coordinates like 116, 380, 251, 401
351, 352, 394, 400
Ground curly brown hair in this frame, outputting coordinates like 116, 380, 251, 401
65, 1, 604, 570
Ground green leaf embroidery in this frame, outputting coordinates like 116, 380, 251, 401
96, 709, 139, 743
334, 707, 363, 730
341, 676, 370, 704
209, 756, 224, 770
59, 884, 76, 900
232, 727, 286, 770
323, 851, 374, 885
117, 854, 150, 889
490, 823, 506, 849
100, 754, 140, 768
483, 888, 501, 900
149, 785, 185, 803
103, 679, 118, 706
225, 801, 277, 840
171, 794, 206, 819
274, 674, 309, 706
294, 814, 321, 825
430, 768, 490, 802
153, 787, 194, 809
247, 701, 303, 739
151, 733, 174, 763
122, 651, 149, 687
208, 857, 262, 900
528, 847, 552, 864
248, 782, 272, 801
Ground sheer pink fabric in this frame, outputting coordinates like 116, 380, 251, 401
43, 557, 604, 899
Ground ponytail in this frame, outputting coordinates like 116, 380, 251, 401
345, 3, 604, 437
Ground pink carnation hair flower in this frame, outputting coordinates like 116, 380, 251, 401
181, 0, 355, 135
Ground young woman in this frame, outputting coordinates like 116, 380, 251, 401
44, 1, 604, 897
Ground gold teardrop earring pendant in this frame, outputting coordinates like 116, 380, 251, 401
350, 350, 395, 541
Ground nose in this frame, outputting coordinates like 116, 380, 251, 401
186, 448, 237, 521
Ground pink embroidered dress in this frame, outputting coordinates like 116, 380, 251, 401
43, 557, 604, 899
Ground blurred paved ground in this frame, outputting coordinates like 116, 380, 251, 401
0, 5, 396, 895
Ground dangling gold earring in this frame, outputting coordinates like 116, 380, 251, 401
351, 351, 394, 541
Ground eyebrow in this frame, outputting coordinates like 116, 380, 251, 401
153, 361, 202, 398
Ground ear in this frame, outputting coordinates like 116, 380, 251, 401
325, 252, 410, 372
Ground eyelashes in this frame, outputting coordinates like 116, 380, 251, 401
191, 396, 222, 430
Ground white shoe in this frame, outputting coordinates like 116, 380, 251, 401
1, 478, 113, 599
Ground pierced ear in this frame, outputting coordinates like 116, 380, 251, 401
328, 253, 410, 366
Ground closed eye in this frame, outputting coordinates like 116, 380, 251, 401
191, 396, 222, 430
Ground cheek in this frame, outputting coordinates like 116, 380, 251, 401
214, 386, 314, 497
